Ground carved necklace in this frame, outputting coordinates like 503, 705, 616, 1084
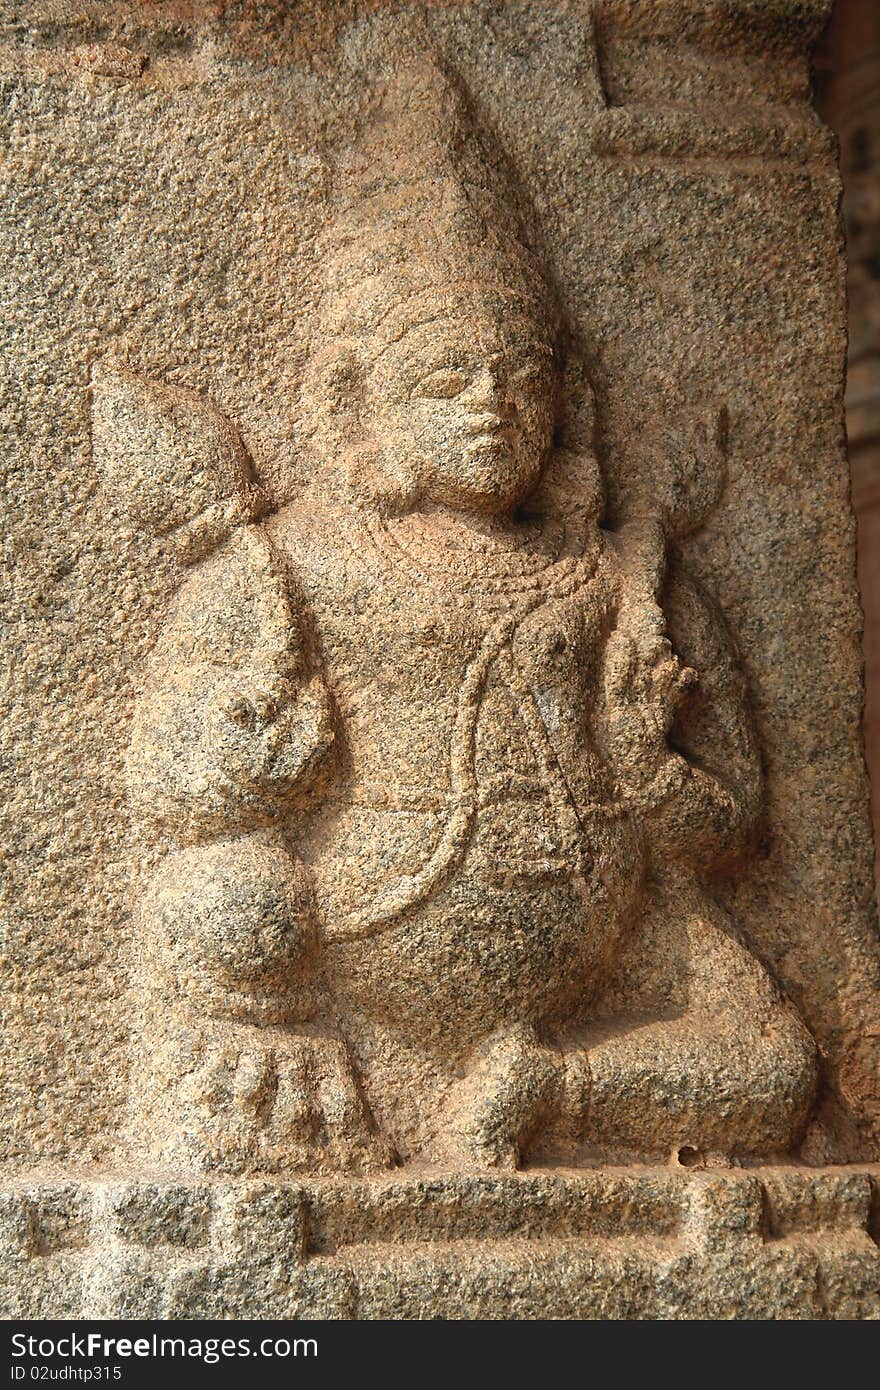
363, 508, 600, 603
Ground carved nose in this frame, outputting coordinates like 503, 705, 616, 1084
464, 412, 503, 437
465, 378, 518, 435
466, 368, 503, 408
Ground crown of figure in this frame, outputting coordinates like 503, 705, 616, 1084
311, 57, 559, 346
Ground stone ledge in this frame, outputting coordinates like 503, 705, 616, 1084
2, 1167, 878, 1319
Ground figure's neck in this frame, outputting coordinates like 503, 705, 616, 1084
409, 502, 526, 540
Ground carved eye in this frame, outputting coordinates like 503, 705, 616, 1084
416, 369, 469, 399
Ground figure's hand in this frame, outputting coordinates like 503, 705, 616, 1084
213, 676, 293, 736
205, 674, 333, 797
206, 676, 292, 789
602, 623, 697, 786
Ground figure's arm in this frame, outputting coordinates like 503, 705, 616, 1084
128, 524, 334, 842
94, 365, 337, 836
599, 520, 761, 869
549, 424, 816, 1165
564, 546, 814, 1161
656, 563, 762, 862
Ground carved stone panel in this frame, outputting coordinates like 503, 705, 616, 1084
2, 0, 879, 1319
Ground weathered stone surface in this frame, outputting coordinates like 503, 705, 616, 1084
816, 1, 880, 883
2, 0, 879, 1319
1, 1170, 879, 1319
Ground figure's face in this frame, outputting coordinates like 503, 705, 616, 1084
366, 296, 557, 514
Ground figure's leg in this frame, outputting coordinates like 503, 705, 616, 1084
556, 884, 817, 1161
434, 1023, 564, 1169
130, 835, 391, 1173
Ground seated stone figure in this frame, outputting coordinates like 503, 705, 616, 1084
108, 62, 817, 1173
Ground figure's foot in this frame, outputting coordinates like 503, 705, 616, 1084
437, 1023, 563, 1169
136, 1022, 394, 1175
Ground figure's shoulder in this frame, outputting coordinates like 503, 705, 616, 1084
267, 496, 364, 568
148, 526, 280, 670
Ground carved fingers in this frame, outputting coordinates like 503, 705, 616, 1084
205, 674, 334, 797
601, 623, 698, 785
213, 677, 295, 731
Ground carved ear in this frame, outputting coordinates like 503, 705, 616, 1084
298, 338, 367, 453
91, 362, 266, 549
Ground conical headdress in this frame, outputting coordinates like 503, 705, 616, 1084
312, 54, 560, 347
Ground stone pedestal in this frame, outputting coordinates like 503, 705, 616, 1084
3, 1169, 879, 1320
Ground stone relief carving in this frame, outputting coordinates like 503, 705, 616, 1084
93, 57, 818, 1178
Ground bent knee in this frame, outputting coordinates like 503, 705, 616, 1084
737, 1004, 818, 1154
